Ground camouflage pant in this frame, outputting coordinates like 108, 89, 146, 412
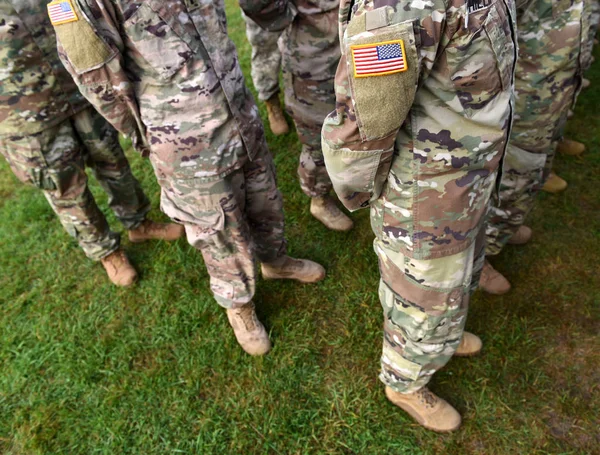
376, 229, 486, 394
280, 7, 339, 198
158, 146, 287, 308
242, 12, 282, 102
582, 0, 600, 72
486, 0, 584, 256
0, 107, 150, 260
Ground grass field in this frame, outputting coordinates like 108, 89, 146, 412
1, 3, 599, 454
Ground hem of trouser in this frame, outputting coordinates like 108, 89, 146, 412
118, 203, 152, 231
379, 373, 425, 395
90, 241, 121, 262
213, 294, 253, 310
258, 87, 281, 102
303, 187, 332, 198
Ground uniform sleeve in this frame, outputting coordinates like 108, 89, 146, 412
238, 0, 297, 32
322, 0, 448, 211
51, 0, 150, 156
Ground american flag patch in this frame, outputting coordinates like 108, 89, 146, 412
47, 0, 78, 25
351, 40, 407, 78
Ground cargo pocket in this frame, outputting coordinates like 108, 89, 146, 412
124, 3, 196, 80
160, 185, 225, 238
346, 20, 419, 141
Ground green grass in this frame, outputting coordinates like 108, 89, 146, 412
1, 4, 599, 454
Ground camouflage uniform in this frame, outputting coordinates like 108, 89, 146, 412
322, 0, 517, 393
485, 0, 585, 257
241, 12, 282, 102
0, 0, 150, 261
582, 0, 599, 72
244, 0, 340, 198
53, 0, 288, 308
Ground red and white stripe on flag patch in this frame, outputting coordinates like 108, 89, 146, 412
351, 39, 407, 78
47, 0, 78, 25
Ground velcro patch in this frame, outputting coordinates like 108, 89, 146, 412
47, 0, 78, 25
351, 39, 407, 78
467, 0, 493, 13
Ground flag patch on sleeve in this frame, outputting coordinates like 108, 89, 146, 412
351, 40, 407, 78
47, 0, 78, 25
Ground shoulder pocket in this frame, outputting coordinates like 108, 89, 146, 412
52, 1, 115, 74
346, 20, 419, 141
124, 2, 196, 80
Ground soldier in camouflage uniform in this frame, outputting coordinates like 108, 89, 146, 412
0, 0, 184, 287
321, 0, 517, 431
243, 0, 354, 232
481, 0, 589, 295
52, 0, 326, 356
241, 12, 290, 136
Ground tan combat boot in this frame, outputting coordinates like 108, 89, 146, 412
582, 78, 590, 89
101, 249, 138, 287
310, 195, 353, 232
556, 138, 585, 157
226, 302, 271, 356
507, 225, 532, 245
479, 260, 511, 295
385, 386, 462, 433
454, 332, 482, 357
262, 256, 326, 283
567, 109, 575, 119
542, 172, 568, 194
264, 93, 289, 136
128, 219, 185, 243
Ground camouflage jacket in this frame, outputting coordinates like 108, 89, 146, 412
0, 0, 88, 136
52, 0, 265, 182
322, 0, 517, 259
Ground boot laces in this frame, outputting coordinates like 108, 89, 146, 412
417, 388, 438, 409
234, 305, 258, 332
140, 220, 168, 235
322, 197, 342, 218
103, 250, 126, 273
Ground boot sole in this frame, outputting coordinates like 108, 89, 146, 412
262, 274, 325, 284
385, 395, 462, 433
454, 349, 482, 357
310, 213, 354, 232
480, 287, 511, 296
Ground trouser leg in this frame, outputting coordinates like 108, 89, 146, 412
242, 12, 282, 101
158, 149, 287, 309
72, 108, 151, 230
484, 143, 549, 256
375, 239, 477, 394
0, 119, 119, 260
243, 146, 287, 263
281, 8, 338, 198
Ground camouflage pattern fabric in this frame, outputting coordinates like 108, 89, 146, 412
322, 0, 517, 392
581, 0, 599, 72
0, 0, 89, 136
378, 230, 486, 393
242, 12, 282, 101
54, 0, 289, 307
161, 147, 286, 308
240, 0, 339, 198
0, 0, 150, 261
280, 0, 340, 198
485, 0, 585, 257
0, 107, 151, 260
